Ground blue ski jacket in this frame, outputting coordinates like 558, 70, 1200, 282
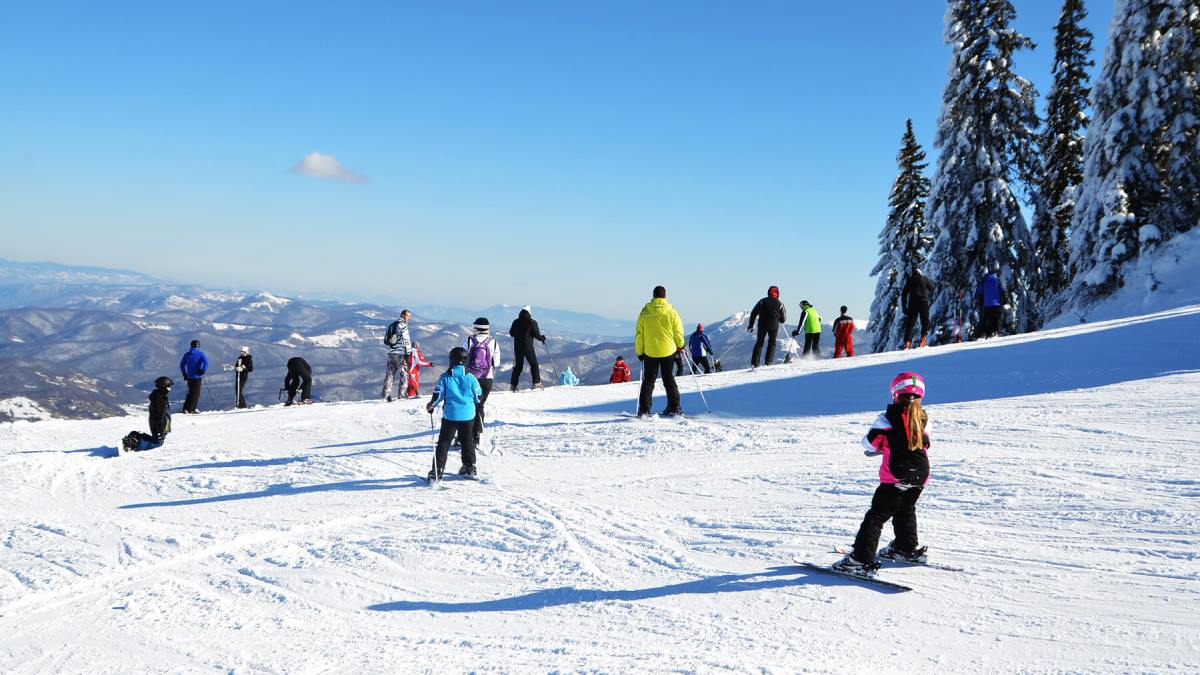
689, 331, 713, 359
179, 347, 208, 381
431, 365, 483, 422
559, 368, 580, 386
979, 273, 1006, 308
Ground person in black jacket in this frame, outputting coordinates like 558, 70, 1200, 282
284, 356, 313, 405
234, 346, 253, 409
122, 376, 172, 452
900, 269, 934, 349
747, 286, 786, 368
508, 306, 547, 391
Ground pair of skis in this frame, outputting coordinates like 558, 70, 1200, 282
793, 545, 963, 592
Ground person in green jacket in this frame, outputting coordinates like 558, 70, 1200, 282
635, 285, 685, 417
791, 300, 823, 359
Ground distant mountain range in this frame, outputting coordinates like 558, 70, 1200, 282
0, 259, 871, 422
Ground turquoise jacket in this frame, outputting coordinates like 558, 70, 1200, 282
431, 365, 483, 421
559, 368, 580, 386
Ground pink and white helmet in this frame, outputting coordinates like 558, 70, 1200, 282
890, 372, 925, 402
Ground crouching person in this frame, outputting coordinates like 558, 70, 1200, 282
425, 347, 483, 480
121, 376, 173, 452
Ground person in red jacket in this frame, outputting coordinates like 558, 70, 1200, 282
405, 341, 433, 399
833, 306, 856, 358
610, 356, 631, 383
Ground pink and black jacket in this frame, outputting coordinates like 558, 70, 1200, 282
860, 404, 931, 487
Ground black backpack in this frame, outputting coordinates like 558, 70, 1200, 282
384, 320, 401, 348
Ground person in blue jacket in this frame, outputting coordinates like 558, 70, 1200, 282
688, 324, 714, 374
179, 339, 208, 414
559, 367, 580, 386
426, 347, 483, 480
976, 270, 1008, 339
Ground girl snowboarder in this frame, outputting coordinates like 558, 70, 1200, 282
834, 372, 931, 574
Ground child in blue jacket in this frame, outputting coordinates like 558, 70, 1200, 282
426, 347, 483, 479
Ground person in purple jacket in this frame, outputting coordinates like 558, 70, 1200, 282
976, 270, 1008, 339
179, 339, 208, 414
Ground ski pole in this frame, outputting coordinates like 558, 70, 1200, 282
428, 410, 441, 484
717, 309, 751, 363
682, 350, 712, 414
540, 339, 560, 383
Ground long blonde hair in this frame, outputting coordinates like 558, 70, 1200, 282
902, 396, 928, 451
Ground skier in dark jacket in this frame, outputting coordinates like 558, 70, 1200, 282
284, 356, 313, 405
508, 306, 547, 391
122, 376, 172, 452
976, 271, 1007, 339
179, 340, 208, 413
747, 286, 786, 368
900, 269, 934, 349
234, 346, 253, 409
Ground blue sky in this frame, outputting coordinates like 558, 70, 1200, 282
0, 1, 1113, 324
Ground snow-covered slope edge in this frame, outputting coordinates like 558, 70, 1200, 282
0, 307, 1197, 672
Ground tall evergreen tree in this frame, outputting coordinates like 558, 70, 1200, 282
1030, 0, 1093, 327
1066, 0, 1199, 312
923, 0, 1041, 340
869, 120, 932, 352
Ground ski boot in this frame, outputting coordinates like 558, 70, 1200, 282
660, 407, 683, 417
879, 542, 928, 564
832, 554, 880, 576
427, 468, 443, 482
918, 335, 928, 348
458, 464, 477, 478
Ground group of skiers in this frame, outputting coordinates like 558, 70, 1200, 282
898, 267, 1010, 348
746, 287, 858, 367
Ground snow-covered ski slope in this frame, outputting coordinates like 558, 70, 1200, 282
1, 306, 1198, 673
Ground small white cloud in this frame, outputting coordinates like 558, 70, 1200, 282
291, 151, 367, 184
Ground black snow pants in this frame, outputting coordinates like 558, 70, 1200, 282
802, 333, 821, 358
472, 378, 493, 446
638, 355, 680, 415
236, 371, 249, 409
751, 326, 778, 367
184, 379, 202, 413
510, 346, 541, 389
903, 302, 931, 345
435, 418, 477, 476
851, 483, 924, 564
980, 306, 1003, 338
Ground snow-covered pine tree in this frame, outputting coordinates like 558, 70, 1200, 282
924, 0, 1041, 341
1065, 0, 1199, 312
1029, 0, 1093, 328
869, 119, 932, 352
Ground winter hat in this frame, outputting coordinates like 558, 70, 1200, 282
696, 324, 704, 332
840, 306, 848, 314
190, 340, 200, 348
473, 317, 490, 331
800, 300, 811, 308
154, 376, 174, 390
240, 346, 250, 354
768, 285, 779, 299
890, 372, 926, 402
449, 346, 469, 367
653, 286, 667, 298
521, 305, 531, 314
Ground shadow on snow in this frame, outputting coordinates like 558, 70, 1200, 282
119, 475, 424, 509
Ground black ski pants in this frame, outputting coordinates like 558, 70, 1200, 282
236, 371, 249, 409
285, 372, 312, 403
511, 346, 541, 388
802, 332, 821, 358
851, 483, 924, 564
472, 378, 493, 445
184, 379, 202, 413
435, 418, 476, 475
751, 326, 778, 367
687, 355, 711, 374
980, 306, 1003, 338
903, 302, 930, 344
638, 355, 680, 415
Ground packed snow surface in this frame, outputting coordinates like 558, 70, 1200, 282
1, 307, 1198, 672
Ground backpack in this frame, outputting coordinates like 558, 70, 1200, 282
384, 320, 401, 348
467, 335, 493, 378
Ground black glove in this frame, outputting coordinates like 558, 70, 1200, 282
538, 335, 547, 343
791, 330, 800, 337
637, 354, 645, 362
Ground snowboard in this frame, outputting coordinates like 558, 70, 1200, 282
792, 557, 913, 592
834, 544, 964, 572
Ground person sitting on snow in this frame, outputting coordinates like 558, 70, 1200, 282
121, 376, 173, 452
559, 366, 580, 386
610, 356, 631, 384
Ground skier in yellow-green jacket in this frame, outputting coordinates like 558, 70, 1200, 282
635, 285, 685, 417
791, 300, 823, 359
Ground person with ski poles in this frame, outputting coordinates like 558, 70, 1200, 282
283, 356, 313, 405
832, 307, 856, 358
508, 306, 547, 391
901, 267, 934, 349
687, 324, 714, 374
833, 372, 932, 576
464, 317, 500, 448
179, 339, 208, 414
381, 309, 414, 401
234, 346, 253, 408
425, 346, 483, 480
976, 269, 1008, 339
405, 341, 434, 399
792, 300, 822, 359
635, 285, 685, 417
747, 285, 786, 368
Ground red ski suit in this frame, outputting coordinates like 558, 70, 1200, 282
406, 347, 432, 398
832, 315, 856, 358
610, 360, 631, 383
